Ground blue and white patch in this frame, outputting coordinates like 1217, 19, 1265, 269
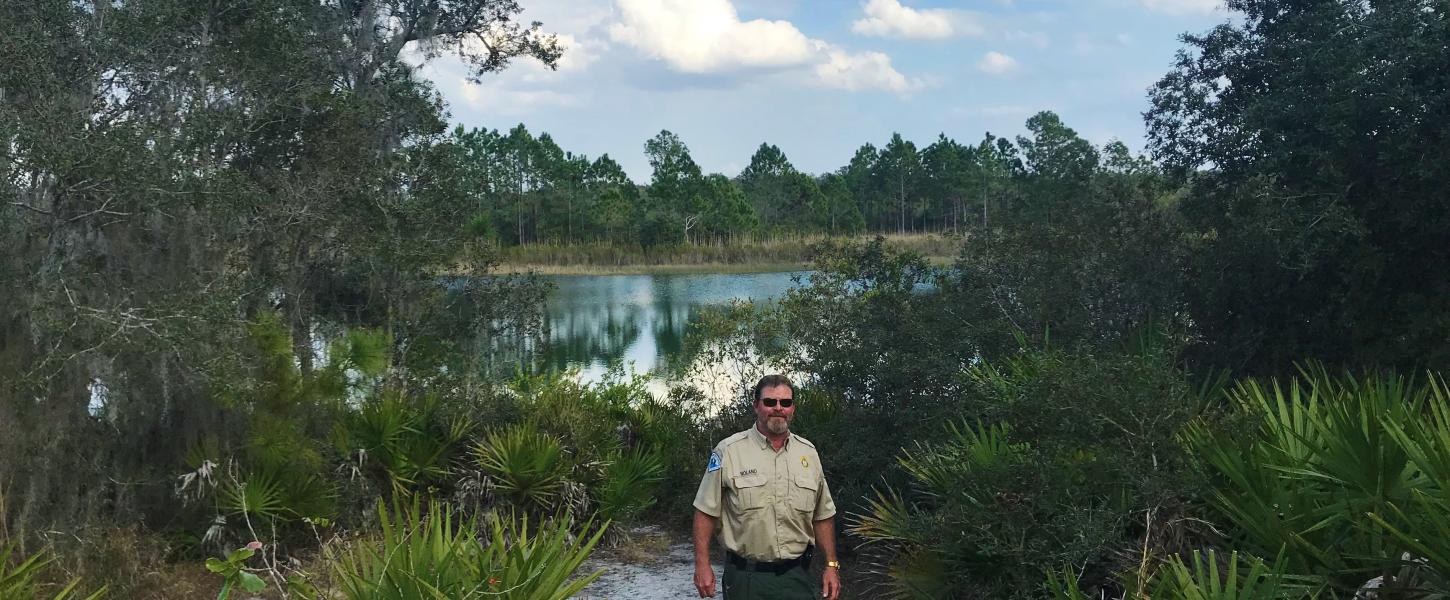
706, 451, 722, 473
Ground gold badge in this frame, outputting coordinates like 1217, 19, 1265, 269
800, 456, 809, 468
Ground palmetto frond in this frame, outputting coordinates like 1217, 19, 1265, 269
474, 423, 569, 512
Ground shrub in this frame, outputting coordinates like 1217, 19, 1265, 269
334, 392, 471, 498
327, 501, 604, 600
1184, 368, 1450, 595
849, 347, 1202, 599
594, 448, 666, 523
474, 423, 571, 514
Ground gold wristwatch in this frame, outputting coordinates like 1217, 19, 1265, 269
825, 560, 841, 569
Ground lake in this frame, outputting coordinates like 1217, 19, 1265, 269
537, 271, 811, 391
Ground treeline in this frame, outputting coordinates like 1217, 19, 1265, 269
451, 112, 1146, 247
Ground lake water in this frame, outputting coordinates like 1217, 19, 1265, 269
538, 271, 811, 387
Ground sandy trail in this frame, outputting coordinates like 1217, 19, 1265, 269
574, 527, 719, 600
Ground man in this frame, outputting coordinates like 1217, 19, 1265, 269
692, 374, 841, 599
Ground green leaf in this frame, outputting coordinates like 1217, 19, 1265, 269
238, 572, 266, 593
204, 558, 230, 574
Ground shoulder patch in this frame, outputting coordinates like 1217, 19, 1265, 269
706, 451, 722, 472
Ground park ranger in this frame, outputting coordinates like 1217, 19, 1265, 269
692, 374, 841, 600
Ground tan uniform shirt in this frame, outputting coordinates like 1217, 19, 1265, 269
693, 426, 836, 561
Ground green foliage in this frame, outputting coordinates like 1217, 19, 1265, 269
594, 448, 666, 523
1370, 376, 1450, 595
953, 123, 1183, 353
895, 422, 1028, 494
0, 0, 557, 538
1148, 0, 1450, 373
1045, 568, 1093, 600
1150, 551, 1295, 600
848, 347, 1202, 599
777, 237, 968, 415
219, 468, 334, 526
207, 314, 359, 533
1046, 552, 1298, 600
1184, 369, 1450, 594
475, 423, 570, 513
205, 544, 267, 600
514, 375, 632, 469
336, 393, 471, 497
0, 543, 105, 600
501, 371, 719, 521
1018, 111, 1101, 193
454, 113, 1156, 251
328, 501, 604, 600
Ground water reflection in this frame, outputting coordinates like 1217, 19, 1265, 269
538, 272, 810, 384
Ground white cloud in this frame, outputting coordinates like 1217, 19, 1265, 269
851, 0, 978, 40
608, 0, 917, 93
554, 34, 603, 73
1140, 0, 1223, 16
514, 34, 606, 83
514, 0, 615, 34
815, 48, 915, 92
976, 51, 1019, 75
608, 0, 817, 73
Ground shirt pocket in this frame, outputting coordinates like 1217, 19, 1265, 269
732, 474, 769, 510
790, 473, 819, 513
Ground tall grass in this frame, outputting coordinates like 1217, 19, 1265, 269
0, 543, 106, 600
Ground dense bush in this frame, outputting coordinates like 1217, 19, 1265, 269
846, 365, 1450, 599
848, 348, 1203, 599
1184, 369, 1450, 596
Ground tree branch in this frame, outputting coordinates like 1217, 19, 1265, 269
8, 202, 52, 215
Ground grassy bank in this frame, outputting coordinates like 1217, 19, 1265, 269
482, 233, 961, 275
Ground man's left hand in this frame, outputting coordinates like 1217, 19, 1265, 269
820, 567, 841, 600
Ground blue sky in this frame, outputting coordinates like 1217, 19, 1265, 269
415, 0, 1230, 182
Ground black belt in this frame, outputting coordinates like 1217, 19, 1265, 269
727, 545, 813, 574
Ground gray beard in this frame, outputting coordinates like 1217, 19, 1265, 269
766, 417, 789, 435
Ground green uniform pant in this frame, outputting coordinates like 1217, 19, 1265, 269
723, 562, 817, 600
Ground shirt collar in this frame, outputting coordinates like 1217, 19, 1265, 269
748, 423, 788, 451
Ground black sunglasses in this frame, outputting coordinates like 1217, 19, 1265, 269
760, 397, 793, 408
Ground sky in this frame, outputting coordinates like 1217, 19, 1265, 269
414, 0, 1230, 182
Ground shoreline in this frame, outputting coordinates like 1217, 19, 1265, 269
490, 255, 954, 276
492, 262, 812, 276
470, 233, 962, 276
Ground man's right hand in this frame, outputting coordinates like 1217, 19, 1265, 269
694, 564, 716, 597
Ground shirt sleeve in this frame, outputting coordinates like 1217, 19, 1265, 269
693, 446, 724, 517
813, 462, 837, 521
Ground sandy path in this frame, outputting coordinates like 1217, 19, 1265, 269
573, 528, 719, 600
